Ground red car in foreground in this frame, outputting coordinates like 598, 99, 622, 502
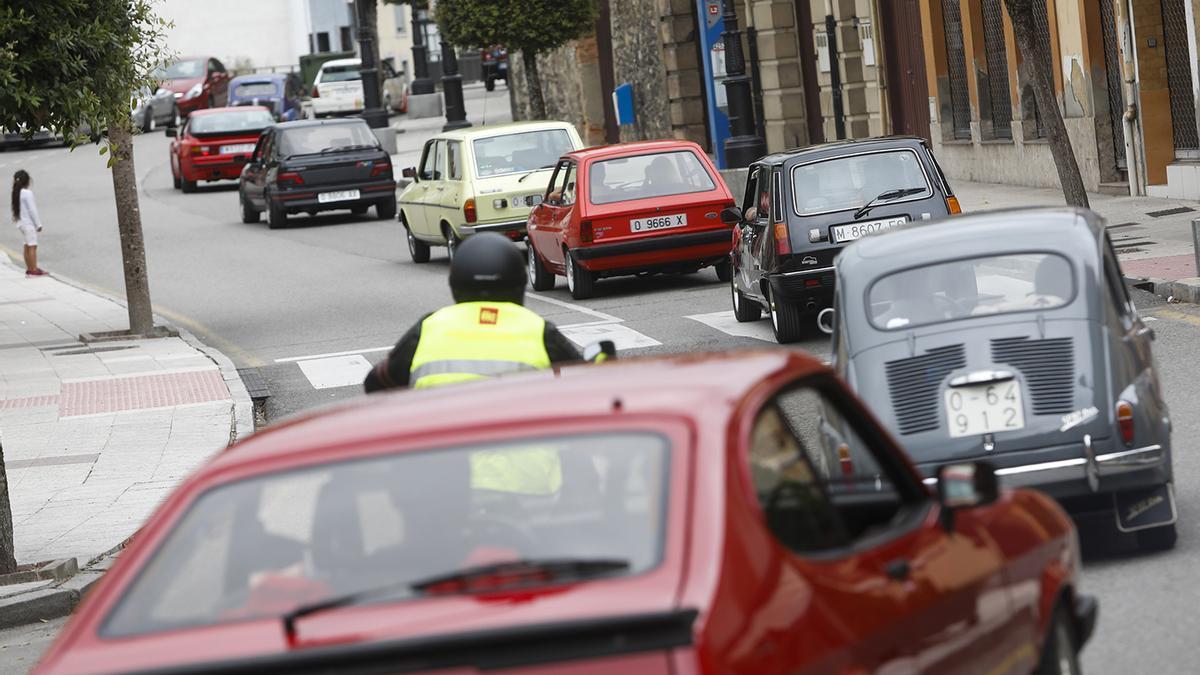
168, 107, 275, 193
526, 140, 735, 299
35, 351, 1094, 675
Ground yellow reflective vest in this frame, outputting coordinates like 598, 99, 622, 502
409, 301, 561, 494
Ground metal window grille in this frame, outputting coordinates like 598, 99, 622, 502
1098, 0, 1127, 166
941, 0, 972, 139
1030, 0, 1053, 138
1162, 0, 1199, 149
981, 0, 1013, 139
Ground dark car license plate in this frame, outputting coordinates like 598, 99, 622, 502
1115, 483, 1176, 532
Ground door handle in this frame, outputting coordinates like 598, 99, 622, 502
884, 559, 910, 581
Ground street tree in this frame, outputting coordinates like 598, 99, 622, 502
432, 0, 597, 118
0, 0, 171, 573
1003, 0, 1089, 208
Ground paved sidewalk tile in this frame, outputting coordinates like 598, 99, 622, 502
0, 258, 242, 564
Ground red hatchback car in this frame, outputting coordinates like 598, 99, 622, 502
526, 140, 735, 299
168, 107, 275, 193
159, 56, 231, 118
35, 351, 1094, 675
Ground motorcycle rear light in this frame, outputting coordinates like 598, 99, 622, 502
277, 171, 304, 187
947, 195, 962, 215
581, 220, 594, 243
464, 198, 477, 223
370, 161, 392, 178
774, 222, 790, 255
1116, 400, 1134, 445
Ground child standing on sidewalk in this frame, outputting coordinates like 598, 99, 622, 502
11, 169, 46, 276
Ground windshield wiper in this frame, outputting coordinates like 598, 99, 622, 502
280, 557, 629, 643
517, 164, 557, 182
853, 187, 926, 220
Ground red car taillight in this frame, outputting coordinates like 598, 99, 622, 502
1117, 400, 1134, 445
370, 160, 392, 178
189, 145, 213, 156
311, 86, 319, 98
277, 171, 304, 187
774, 221, 790, 255
580, 220, 594, 244
464, 198, 477, 223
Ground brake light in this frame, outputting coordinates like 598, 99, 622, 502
370, 160, 392, 178
774, 221, 790, 255
580, 220, 593, 243
947, 195, 962, 215
277, 171, 304, 187
189, 145, 212, 156
1116, 400, 1134, 445
464, 198, 477, 223
311, 86, 319, 98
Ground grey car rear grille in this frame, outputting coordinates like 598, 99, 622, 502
990, 336, 1075, 415
885, 344, 967, 435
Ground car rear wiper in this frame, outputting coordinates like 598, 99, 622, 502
517, 164, 557, 182
853, 187, 926, 220
280, 557, 629, 642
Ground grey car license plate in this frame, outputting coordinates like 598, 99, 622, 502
831, 216, 907, 244
317, 189, 360, 203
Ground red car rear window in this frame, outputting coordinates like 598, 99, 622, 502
589, 151, 716, 205
101, 432, 670, 638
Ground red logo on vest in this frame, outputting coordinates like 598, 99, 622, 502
478, 307, 499, 325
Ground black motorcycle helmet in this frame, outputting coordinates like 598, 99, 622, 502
449, 232, 527, 304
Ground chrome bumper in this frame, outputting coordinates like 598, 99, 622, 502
921, 444, 1166, 489
459, 219, 527, 235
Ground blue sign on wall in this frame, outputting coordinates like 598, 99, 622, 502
697, 0, 730, 168
612, 83, 636, 126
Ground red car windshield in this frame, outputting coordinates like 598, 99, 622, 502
163, 59, 205, 80
100, 432, 670, 638
187, 110, 274, 136
589, 151, 717, 205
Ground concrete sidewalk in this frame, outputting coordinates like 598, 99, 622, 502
0, 257, 252, 566
388, 82, 514, 172
955, 181, 1199, 298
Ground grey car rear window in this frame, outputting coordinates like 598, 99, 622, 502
792, 149, 931, 216
868, 253, 1075, 331
280, 123, 378, 156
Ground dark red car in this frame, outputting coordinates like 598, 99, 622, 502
159, 56, 231, 118
168, 107, 275, 193
526, 140, 735, 299
34, 351, 1094, 675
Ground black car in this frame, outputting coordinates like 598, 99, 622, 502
238, 118, 396, 229
725, 137, 959, 343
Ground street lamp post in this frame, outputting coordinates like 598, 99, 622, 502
720, 0, 765, 168
353, 0, 388, 129
410, 8, 434, 95
441, 39, 471, 131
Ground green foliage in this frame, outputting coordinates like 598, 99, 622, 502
434, 0, 596, 55
0, 0, 172, 146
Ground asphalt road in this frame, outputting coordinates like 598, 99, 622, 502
3, 131, 1200, 672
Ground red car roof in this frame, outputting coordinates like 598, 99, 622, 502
214, 349, 816, 474
567, 139, 707, 162
187, 106, 271, 116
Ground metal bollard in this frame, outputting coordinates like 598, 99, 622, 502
1193, 218, 1200, 277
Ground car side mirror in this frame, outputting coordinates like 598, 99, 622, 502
936, 461, 999, 532
165, 128, 177, 137
583, 340, 616, 363
402, 167, 417, 181
720, 206, 742, 225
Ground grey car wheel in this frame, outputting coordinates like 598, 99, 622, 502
406, 222, 431, 263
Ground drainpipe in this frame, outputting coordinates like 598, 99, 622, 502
1122, 0, 1147, 196
1185, 0, 1200, 159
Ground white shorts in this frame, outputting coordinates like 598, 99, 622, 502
17, 225, 37, 247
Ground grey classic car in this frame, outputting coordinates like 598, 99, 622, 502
825, 207, 1176, 550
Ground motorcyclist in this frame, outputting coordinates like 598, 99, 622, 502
364, 232, 582, 392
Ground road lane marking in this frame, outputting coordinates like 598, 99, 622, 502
1146, 308, 1200, 327
526, 293, 619, 323
275, 346, 391, 363
296, 354, 374, 390
685, 310, 775, 342
558, 322, 661, 351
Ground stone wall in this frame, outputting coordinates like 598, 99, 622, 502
660, 0, 709, 147
610, 0, 673, 141
750, 0, 812, 150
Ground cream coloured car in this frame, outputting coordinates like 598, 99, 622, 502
397, 121, 583, 263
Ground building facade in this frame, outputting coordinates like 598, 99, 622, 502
508, 0, 928, 166
919, 0, 1200, 199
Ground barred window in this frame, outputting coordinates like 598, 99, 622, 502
941, 0, 972, 140
981, 0, 1013, 139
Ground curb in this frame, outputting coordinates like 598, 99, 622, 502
0, 569, 105, 631
1127, 274, 1200, 304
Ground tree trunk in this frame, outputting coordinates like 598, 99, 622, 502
0, 436, 16, 574
107, 125, 155, 336
523, 50, 546, 119
1004, 0, 1089, 208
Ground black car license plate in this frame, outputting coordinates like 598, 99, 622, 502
1114, 483, 1176, 532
